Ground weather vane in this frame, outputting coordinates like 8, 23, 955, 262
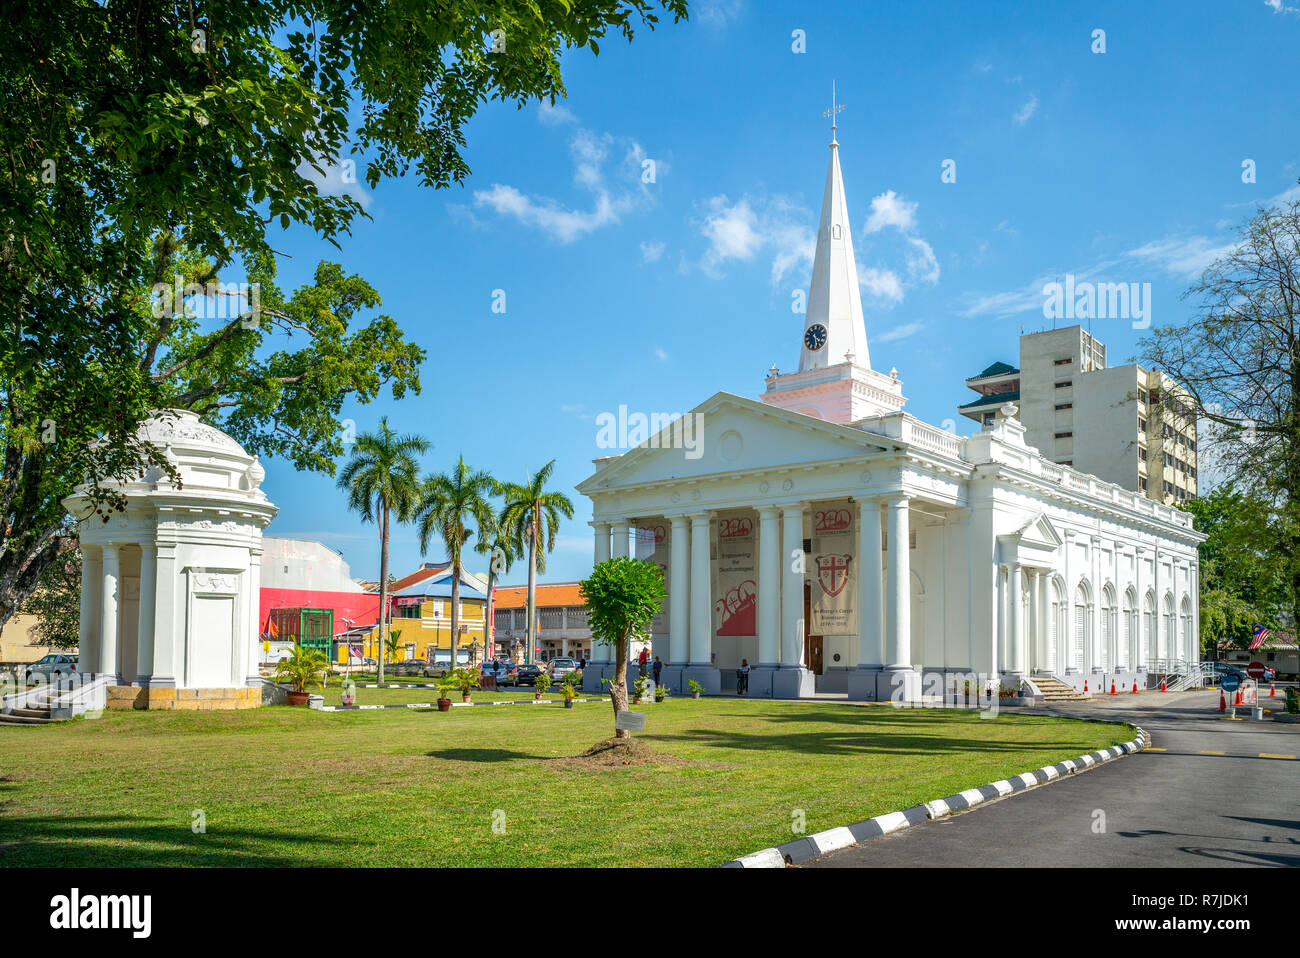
822, 80, 845, 142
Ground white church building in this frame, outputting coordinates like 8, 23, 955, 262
579, 120, 1204, 701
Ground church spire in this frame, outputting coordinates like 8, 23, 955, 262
799, 84, 869, 372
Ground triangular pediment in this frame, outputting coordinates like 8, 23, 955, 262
578, 392, 892, 493
1012, 512, 1064, 549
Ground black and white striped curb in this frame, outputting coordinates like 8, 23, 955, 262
319, 697, 611, 712
721, 725, 1148, 868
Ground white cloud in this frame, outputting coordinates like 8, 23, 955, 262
857, 265, 904, 304
695, 0, 744, 25
699, 195, 763, 271
694, 193, 816, 285
297, 154, 371, 210
1265, 0, 1299, 15
876, 320, 926, 343
654, 347, 670, 362
864, 190, 917, 234
472, 121, 655, 243
1013, 95, 1039, 126
538, 101, 578, 126
640, 239, 666, 263
1126, 235, 1235, 279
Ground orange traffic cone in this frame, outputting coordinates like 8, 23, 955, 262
1219, 691, 1226, 712
1110, 680, 1117, 695
1270, 682, 1277, 698
1234, 689, 1243, 706
1160, 677, 1167, 692
1083, 680, 1089, 694
1131, 680, 1139, 694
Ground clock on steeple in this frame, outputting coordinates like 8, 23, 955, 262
804, 324, 828, 351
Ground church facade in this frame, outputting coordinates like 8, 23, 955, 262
579, 123, 1203, 701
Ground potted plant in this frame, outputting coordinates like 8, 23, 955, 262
562, 682, 577, 709
450, 666, 481, 704
434, 674, 456, 712
654, 681, 669, 703
534, 672, 552, 700
632, 674, 649, 705
274, 642, 329, 706
688, 679, 703, 700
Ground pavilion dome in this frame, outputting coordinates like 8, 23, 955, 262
131, 409, 268, 498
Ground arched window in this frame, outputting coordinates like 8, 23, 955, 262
1143, 590, 1156, 668
1161, 593, 1174, 663
1121, 589, 1136, 671
1072, 582, 1090, 672
1179, 596, 1194, 664
1100, 585, 1115, 672
1049, 578, 1066, 673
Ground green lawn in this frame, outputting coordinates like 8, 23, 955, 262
0, 700, 1133, 867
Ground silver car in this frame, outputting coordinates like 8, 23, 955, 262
24, 653, 79, 685
548, 657, 579, 681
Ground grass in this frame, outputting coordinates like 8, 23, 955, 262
0, 699, 1133, 867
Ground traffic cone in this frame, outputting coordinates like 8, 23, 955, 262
1083, 680, 1089, 694
1131, 680, 1139, 694
1270, 682, 1276, 698
1110, 680, 1117, 695
1234, 689, 1243, 706
1160, 677, 1167, 692
1219, 691, 1226, 712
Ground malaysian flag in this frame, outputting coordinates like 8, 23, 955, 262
1249, 624, 1271, 650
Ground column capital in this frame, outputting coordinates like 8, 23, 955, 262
589, 519, 612, 530
689, 512, 711, 524
757, 505, 782, 520
885, 493, 912, 507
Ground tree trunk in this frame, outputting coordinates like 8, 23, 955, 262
611, 626, 630, 739
377, 504, 388, 685
526, 510, 538, 666
451, 557, 461, 672
486, 568, 496, 662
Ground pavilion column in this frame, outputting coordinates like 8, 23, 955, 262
149, 543, 178, 687
244, 547, 263, 686
593, 521, 611, 565
135, 543, 158, 686
1036, 570, 1048, 675
77, 547, 101, 679
99, 543, 121, 683
1009, 562, 1025, 679
848, 498, 884, 701
772, 504, 814, 699
682, 513, 719, 694
883, 496, 919, 701
611, 520, 630, 559
1090, 535, 1104, 674
668, 516, 690, 665
747, 507, 783, 698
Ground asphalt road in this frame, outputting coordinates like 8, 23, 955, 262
805, 689, 1300, 868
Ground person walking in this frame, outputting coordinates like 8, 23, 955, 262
737, 658, 750, 696
652, 655, 662, 687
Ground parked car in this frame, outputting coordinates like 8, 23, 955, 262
548, 657, 579, 681
513, 664, 543, 687
389, 658, 431, 677
24, 653, 78, 685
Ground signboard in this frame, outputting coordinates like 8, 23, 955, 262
1221, 673, 1241, 692
715, 512, 757, 636
1247, 661, 1266, 680
810, 500, 857, 634
614, 711, 646, 733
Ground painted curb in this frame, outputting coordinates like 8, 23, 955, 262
720, 724, 1148, 868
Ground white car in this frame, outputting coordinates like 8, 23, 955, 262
548, 657, 579, 680
24, 653, 79, 685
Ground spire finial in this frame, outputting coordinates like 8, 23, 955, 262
821, 80, 845, 145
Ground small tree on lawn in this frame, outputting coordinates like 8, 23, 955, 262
579, 557, 666, 740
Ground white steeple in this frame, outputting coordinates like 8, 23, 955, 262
799, 83, 870, 372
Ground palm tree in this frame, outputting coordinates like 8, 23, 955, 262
475, 524, 518, 663
337, 417, 429, 684
501, 460, 574, 665
416, 457, 499, 673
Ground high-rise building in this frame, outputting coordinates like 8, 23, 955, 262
960, 326, 1198, 505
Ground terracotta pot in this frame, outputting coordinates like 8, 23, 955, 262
692, 691, 700, 699
534, 692, 543, 700
437, 698, 452, 712
462, 693, 472, 703
287, 691, 309, 707
632, 696, 642, 705
564, 699, 574, 709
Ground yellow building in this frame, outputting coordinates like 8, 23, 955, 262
0, 613, 53, 665
355, 565, 490, 667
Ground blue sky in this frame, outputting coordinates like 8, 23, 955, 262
254, 0, 1300, 584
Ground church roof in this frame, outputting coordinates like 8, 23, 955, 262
800, 104, 869, 372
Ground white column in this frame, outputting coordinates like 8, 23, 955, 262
245, 547, 263, 686
77, 546, 101, 677
757, 507, 781, 667
884, 497, 911, 669
99, 543, 121, 682
593, 521, 611, 565
857, 499, 884, 668
780, 505, 804, 667
1036, 571, 1048, 674
1009, 563, 1025, 676
611, 520, 630, 559
136, 543, 158, 685
688, 514, 711, 664
1090, 535, 1103, 673
669, 515, 690, 665
150, 543, 178, 686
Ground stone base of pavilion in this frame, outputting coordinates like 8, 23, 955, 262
105, 684, 261, 711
